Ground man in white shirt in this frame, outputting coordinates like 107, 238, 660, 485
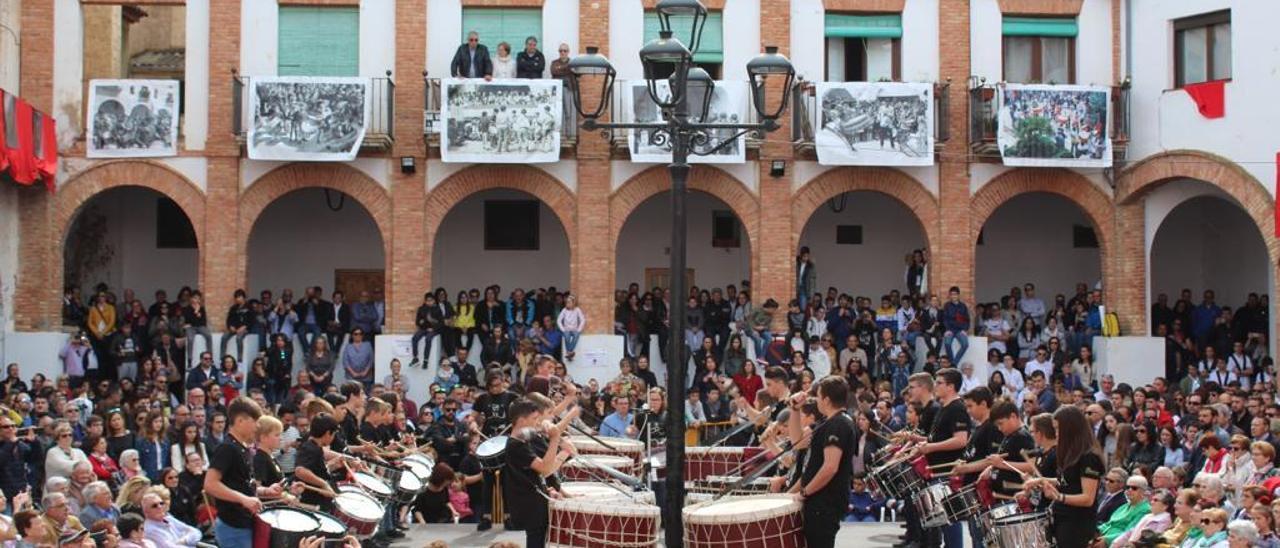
1227, 341, 1254, 390
992, 354, 1025, 394
141, 492, 201, 547
1094, 374, 1115, 402
1018, 283, 1046, 326
1206, 359, 1237, 388
959, 362, 982, 395
807, 337, 831, 379
1024, 345, 1054, 381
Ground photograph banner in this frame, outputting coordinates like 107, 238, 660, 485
441, 79, 563, 164
87, 79, 180, 158
814, 82, 934, 166
997, 83, 1111, 168
625, 80, 748, 164
248, 76, 370, 162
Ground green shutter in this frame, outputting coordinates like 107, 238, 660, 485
278, 7, 360, 76
461, 8, 542, 57
823, 13, 903, 38
643, 12, 724, 64
1002, 16, 1078, 37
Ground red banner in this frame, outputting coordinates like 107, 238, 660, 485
0, 88, 57, 190
1183, 80, 1226, 119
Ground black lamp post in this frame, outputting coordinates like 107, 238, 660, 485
566, 2, 795, 546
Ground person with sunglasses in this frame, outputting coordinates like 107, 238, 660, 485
0, 416, 39, 503
450, 31, 493, 81
1194, 508, 1230, 548
1099, 475, 1153, 545
140, 491, 199, 547
44, 421, 88, 481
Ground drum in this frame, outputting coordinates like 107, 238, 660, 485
682, 447, 745, 481
868, 443, 902, 468
332, 490, 384, 538
913, 481, 953, 528
401, 457, 432, 483
942, 484, 983, 523
345, 471, 395, 501
547, 497, 661, 547
395, 469, 425, 504
683, 495, 805, 548
568, 436, 646, 464
688, 475, 772, 495
559, 454, 638, 482
476, 436, 508, 469
989, 511, 1055, 548
367, 461, 403, 490
558, 482, 656, 504
978, 502, 1023, 548
869, 458, 924, 500
253, 507, 321, 548
307, 510, 348, 540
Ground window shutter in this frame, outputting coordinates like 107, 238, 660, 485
461, 8, 543, 56
823, 13, 903, 39
278, 7, 360, 76
643, 12, 724, 64
1001, 16, 1078, 37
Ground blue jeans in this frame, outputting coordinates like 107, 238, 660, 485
411, 329, 437, 360
214, 518, 253, 548
968, 517, 985, 548
943, 330, 969, 362
941, 521, 964, 548
298, 324, 322, 351
564, 331, 581, 353
749, 329, 771, 358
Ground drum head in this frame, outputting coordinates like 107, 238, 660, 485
403, 460, 431, 481
354, 471, 394, 495
335, 492, 384, 520
565, 455, 634, 469
403, 453, 435, 469
559, 482, 628, 499
400, 472, 424, 491
477, 436, 508, 457
684, 494, 801, 524
260, 508, 321, 532
311, 512, 347, 535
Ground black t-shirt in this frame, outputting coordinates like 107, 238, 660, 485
995, 428, 1036, 495
341, 412, 360, 446
1053, 451, 1104, 523
296, 439, 333, 508
502, 436, 548, 529
927, 398, 971, 466
1036, 447, 1058, 479
634, 410, 668, 446
252, 449, 283, 488
801, 411, 856, 516
360, 421, 387, 445
918, 400, 940, 434
208, 437, 255, 529
474, 391, 517, 436
962, 420, 1002, 484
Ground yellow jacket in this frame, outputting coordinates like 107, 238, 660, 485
87, 304, 117, 339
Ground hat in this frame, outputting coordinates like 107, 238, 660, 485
59, 529, 89, 546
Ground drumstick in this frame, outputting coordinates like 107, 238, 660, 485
926, 459, 965, 471
292, 481, 337, 498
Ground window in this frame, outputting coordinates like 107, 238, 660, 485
1072, 225, 1099, 249
835, 225, 864, 245
711, 210, 740, 248
823, 13, 902, 82
278, 7, 359, 76
1174, 10, 1231, 87
462, 8, 542, 60
643, 11, 724, 78
484, 200, 540, 250
1002, 17, 1077, 84
156, 198, 197, 249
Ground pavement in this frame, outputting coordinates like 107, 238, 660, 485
398, 521, 908, 547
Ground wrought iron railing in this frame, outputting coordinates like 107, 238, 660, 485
969, 80, 1130, 158
422, 76, 577, 146
792, 79, 951, 155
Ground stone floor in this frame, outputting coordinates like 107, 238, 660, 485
397, 521, 907, 547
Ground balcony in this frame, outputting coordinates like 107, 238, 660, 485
790, 79, 951, 160
969, 80, 1130, 161
232, 71, 396, 153
422, 76, 578, 149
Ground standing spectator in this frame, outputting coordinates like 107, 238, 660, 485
549, 43, 572, 79
0, 415, 39, 502
111, 323, 142, 382
295, 287, 329, 354
264, 334, 293, 405
516, 37, 546, 78
451, 31, 493, 79
352, 291, 381, 336
221, 290, 252, 366
342, 329, 374, 392
64, 286, 87, 328
557, 295, 585, 361
326, 290, 351, 354
87, 293, 118, 377
181, 293, 213, 372
267, 298, 298, 345
796, 247, 816, 309
492, 42, 517, 79
60, 333, 98, 386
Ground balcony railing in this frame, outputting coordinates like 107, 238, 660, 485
233, 71, 396, 153
791, 79, 951, 158
422, 76, 577, 147
969, 81, 1130, 160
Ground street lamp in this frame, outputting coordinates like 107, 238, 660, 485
567, 2, 795, 547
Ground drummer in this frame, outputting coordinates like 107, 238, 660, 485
473, 371, 518, 531
735, 367, 792, 438
981, 401, 1036, 499
295, 414, 341, 512
504, 398, 573, 548
788, 376, 854, 548
634, 387, 669, 519
1021, 406, 1103, 548
897, 372, 941, 548
947, 387, 1001, 547
252, 415, 305, 507
360, 397, 409, 542
205, 396, 280, 548
904, 369, 969, 548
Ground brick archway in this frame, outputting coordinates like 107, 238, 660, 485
790, 167, 939, 258
239, 163, 394, 287
610, 165, 759, 250
425, 164, 578, 288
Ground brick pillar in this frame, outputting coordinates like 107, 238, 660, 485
14, 0, 57, 330
574, 0, 613, 334
388, 0, 428, 334
756, 0, 793, 331
1111, 202, 1146, 335
202, 0, 242, 315
933, 0, 973, 301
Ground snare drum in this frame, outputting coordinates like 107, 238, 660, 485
547, 497, 661, 547
476, 436, 508, 469
401, 457, 432, 483
559, 454, 638, 481
869, 458, 924, 500
989, 511, 1055, 548
683, 495, 805, 548
367, 461, 403, 489
395, 470, 425, 504
942, 484, 983, 523
333, 489, 384, 538
913, 481, 954, 528
568, 436, 645, 464
307, 510, 348, 540
558, 482, 656, 504
345, 471, 395, 501
254, 507, 321, 548
978, 502, 1023, 548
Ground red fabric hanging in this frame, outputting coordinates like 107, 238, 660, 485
36, 111, 57, 191
1182, 80, 1226, 119
6, 97, 36, 185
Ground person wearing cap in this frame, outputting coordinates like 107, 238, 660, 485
57, 528, 92, 548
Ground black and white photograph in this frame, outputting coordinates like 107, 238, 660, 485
625, 80, 748, 164
248, 76, 369, 161
814, 82, 933, 166
997, 83, 1112, 168
440, 79, 563, 164
86, 79, 180, 158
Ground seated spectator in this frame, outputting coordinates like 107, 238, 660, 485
1112, 488, 1174, 547
77, 481, 120, 528
141, 491, 200, 547
342, 329, 374, 391
117, 513, 157, 548
41, 492, 84, 537
845, 474, 884, 523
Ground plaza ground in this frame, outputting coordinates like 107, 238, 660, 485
398, 521, 909, 547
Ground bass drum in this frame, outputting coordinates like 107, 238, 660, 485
253, 507, 321, 548
476, 436, 509, 470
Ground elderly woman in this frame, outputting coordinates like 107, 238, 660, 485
66, 461, 95, 515
1226, 519, 1259, 548
44, 421, 88, 479
78, 481, 120, 526
1184, 508, 1229, 548
1113, 489, 1175, 547
116, 513, 158, 548
118, 449, 142, 481
114, 476, 152, 516
1195, 475, 1234, 516
1162, 489, 1202, 547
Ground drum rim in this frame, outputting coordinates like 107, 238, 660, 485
562, 454, 635, 467
477, 435, 508, 456
309, 511, 347, 534
334, 491, 384, 520
550, 497, 661, 515
683, 446, 744, 455
683, 494, 802, 523
259, 507, 323, 532
558, 482, 639, 497
568, 436, 644, 449
993, 510, 1049, 525
353, 471, 395, 494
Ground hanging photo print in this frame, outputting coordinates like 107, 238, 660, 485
814, 81, 934, 166
248, 76, 370, 161
625, 80, 748, 164
440, 79, 563, 164
87, 79, 181, 158
997, 83, 1112, 168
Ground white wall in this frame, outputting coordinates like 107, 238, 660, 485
246, 188, 385, 295
426, 0, 463, 79
615, 191, 752, 291
66, 187, 200, 297
1076, 0, 1113, 86
0, 0, 19, 91
975, 193, 1102, 302
901, 0, 940, 82
240, 1, 278, 76
798, 191, 927, 297
542, 0, 579, 74
791, 0, 824, 83
183, 0, 209, 151
360, 0, 395, 78
608, 0, 645, 80
430, 189, 572, 293
0, 186, 18, 362
794, 0, 939, 84
53, 0, 84, 147
721, 0, 760, 81
969, 0, 1002, 83
1150, 196, 1268, 312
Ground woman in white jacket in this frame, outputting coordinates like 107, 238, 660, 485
45, 421, 88, 480
557, 295, 586, 360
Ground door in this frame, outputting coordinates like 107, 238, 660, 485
334, 269, 385, 301
644, 268, 695, 295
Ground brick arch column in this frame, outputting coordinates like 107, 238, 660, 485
1114, 150, 1279, 337
238, 163, 394, 311
970, 168, 1116, 313
610, 165, 761, 293
18, 161, 209, 330
791, 167, 940, 261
